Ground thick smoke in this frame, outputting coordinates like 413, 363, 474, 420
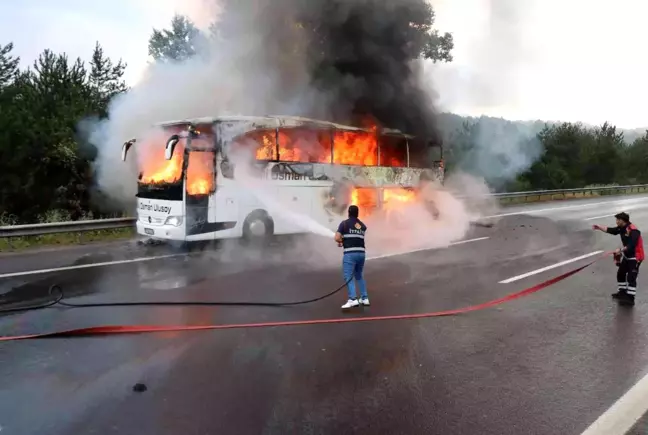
87, 0, 451, 209
81, 0, 509, 261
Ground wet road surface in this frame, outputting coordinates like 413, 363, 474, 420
2, 195, 648, 434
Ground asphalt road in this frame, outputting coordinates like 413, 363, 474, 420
2, 194, 648, 434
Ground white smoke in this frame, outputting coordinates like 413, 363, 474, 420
226, 139, 496, 258
85, 2, 318, 210
226, 143, 336, 239
421, 0, 542, 188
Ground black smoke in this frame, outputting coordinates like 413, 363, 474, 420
216, 0, 451, 148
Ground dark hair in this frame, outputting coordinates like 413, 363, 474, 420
615, 212, 630, 223
348, 205, 359, 218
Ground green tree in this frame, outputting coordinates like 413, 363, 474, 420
404, 1, 454, 62
0, 42, 19, 88
511, 121, 629, 191
518, 123, 589, 189
88, 42, 128, 116
2, 50, 92, 220
623, 131, 648, 184
580, 122, 625, 186
148, 14, 202, 62
0, 44, 128, 222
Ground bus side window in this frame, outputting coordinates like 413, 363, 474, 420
232, 129, 277, 161
333, 130, 378, 166
429, 144, 442, 163
379, 135, 407, 168
277, 128, 332, 164
408, 139, 429, 168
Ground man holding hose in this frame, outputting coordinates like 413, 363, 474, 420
335, 205, 370, 309
593, 212, 644, 306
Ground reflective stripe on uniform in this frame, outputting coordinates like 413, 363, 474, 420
344, 247, 366, 253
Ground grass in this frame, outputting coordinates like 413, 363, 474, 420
0, 228, 135, 252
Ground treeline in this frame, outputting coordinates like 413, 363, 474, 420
0, 42, 127, 224
1, 14, 647, 224
439, 113, 648, 191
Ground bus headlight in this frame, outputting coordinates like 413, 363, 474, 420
165, 216, 183, 227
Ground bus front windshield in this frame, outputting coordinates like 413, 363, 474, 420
137, 126, 186, 186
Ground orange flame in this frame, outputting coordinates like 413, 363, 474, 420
137, 125, 215, 195
255, 132, 277, 160
350, 188, 379, 217
349, 187, 417, 217
333, 131, 377, 165
383, 188, 417, 208
186, 151, 214, 195
249, 127, 404, 167
138, 132, 184, 184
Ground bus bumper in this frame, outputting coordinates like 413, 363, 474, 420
136, 221, 186, 241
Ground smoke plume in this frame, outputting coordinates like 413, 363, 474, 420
80, 0, 514, 264
425, 0, 543, 189
86, 0, 453, 209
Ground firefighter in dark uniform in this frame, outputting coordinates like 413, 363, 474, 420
335, 205, 370, 310
593, 212, 645, 306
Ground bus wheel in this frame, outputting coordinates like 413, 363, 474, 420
242, 211, 274, 244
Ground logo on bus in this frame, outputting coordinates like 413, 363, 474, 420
271, 172, 312, 181
139, 202, 172, 214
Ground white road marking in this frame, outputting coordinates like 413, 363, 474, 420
584, 204, 648, 221
0, 254, 187, 279
579, 370, 648, 435
482, 197, 648, 219
498, 250, 604, 284
584, 214, 615, 221
367, 237, 490, 261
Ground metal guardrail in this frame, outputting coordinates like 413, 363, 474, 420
488, 184, 648, 198
1, 184, 648, 238
452, 184, 648, 201
0, 217, 136, 238
483, 184, 648, 204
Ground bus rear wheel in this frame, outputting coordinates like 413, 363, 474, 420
242, 211, 274, 245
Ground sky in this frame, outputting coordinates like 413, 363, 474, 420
1, 0, 647, 129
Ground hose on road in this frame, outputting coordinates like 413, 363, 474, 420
0, 276, 353, 314
0, 251, 615, 342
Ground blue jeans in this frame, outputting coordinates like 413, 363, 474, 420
343, 252, 368, 299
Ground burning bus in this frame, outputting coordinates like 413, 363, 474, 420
121, 115, 444, 242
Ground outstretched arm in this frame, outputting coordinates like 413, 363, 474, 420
592, 224, 621, 235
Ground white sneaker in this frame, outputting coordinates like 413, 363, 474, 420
341, 299, 359, 309
360, 298, 370, 306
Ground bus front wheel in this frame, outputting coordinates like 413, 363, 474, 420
242, 211, 274, 244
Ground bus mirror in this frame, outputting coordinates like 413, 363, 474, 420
188, 126, 200, 137
165, 135, 180, 160
121, 140, 135, 161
